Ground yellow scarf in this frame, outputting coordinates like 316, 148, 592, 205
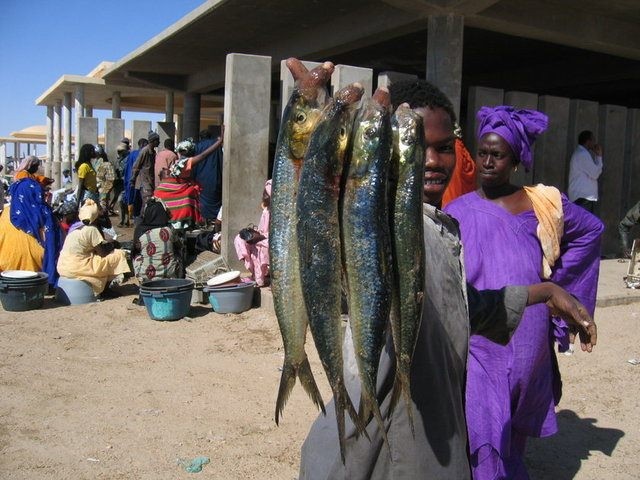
523, 184, 563, 279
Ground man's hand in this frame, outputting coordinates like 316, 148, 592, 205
527, 283, 597, 352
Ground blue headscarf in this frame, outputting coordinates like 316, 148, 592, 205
9, 178, 62, 286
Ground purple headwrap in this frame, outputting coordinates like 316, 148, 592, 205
476, 106, 548, 172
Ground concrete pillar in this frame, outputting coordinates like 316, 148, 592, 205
183, 92, 201, 140
624, 109, 640, 211
331, 64, 373, 99
112, 91, 121, 119
45, 105, 53, 177
377, 71, 418, 89
74, 85, 85, 151
426, 14, 464, 119
222, 53, 271, 270
53, 100, 62, 187
465, 86, 504, 159
598, 104, 628, 256
62, 91, 72, 184
175, 114, 183, 143
132, 120, 152, 148
0, 143, 6, 173
165, 92, 174, 122
504, 91, 539, 186
15, 142, 21, 161
105, 118, 125, 163
279, 60, 322, 119
157, 122, 176, 149
566, 99, 599, 189
85, 106, 93, 117
534, 95, 570, 189
77, 118, 99, 157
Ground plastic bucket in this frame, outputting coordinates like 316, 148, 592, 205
55, 277, 97, 305
0, 272, 49, 312
204, 281, 255, 314
139, 279, 194, 321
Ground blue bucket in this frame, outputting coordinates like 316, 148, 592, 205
204, 281, 255, 314
139, 279, 194, 321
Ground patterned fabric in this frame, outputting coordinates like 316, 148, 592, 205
8, 178, 62, 285
154, 177, 202, 227
133, 226, 182, 282
96, 160, 116, 194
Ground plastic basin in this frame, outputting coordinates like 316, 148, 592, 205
0, 272, 49, 312
139, 279, 194, 321
56, 277, 97, 305
204, 281, 255, 314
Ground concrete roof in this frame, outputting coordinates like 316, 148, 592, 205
102, 0, 640, 107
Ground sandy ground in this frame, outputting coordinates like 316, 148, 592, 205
0, 281, 639, 479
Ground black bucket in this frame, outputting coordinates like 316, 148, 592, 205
0, 272, 49, 312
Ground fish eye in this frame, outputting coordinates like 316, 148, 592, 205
340, 126, 347, 137
364, 127, 377, 138
295, 112, 307, 123
401, 133, 414, 145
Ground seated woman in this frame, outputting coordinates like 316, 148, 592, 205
233, 179, 271, 287
0, 177, 63, 287
14, 155, 55, 190
57, 199, 130, 298
154, 136, 222, 229
132, 198, 183, 283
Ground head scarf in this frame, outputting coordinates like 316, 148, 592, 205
8, 178, 62, 286
134, 198, 171, 245
79, 199, 100, 224
176, 139, 196, 157
15, 155, 40, 175
476, 106, 548, 172
148, 131, 160, 143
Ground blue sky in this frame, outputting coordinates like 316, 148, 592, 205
0, 0, 204, 153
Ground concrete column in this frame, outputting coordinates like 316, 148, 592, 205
598, 104, 628, 256
62, 91, 72, 184
222, 53, 271, 269
427, 14, 464, 119
533, 95, 570, 188
132, 120, 152, 148
74, 85, 85, 151
183, 92, 201, 140
465, 86, 504, 158
157, 122, 176, 148
279, 60, 321, 119
624, 109, 640, 211
165, 91, 174, 122
45, 105, 53, 177
566, 99, 599, 189
111, 91, 121, 119
85, 106, 93, 117
504, 91, 539, 186
105, 118, 125, 163
332, 64, 373, 99
0, 143, 6, 173
377, 71, 418, 89
175, 114, 183, 143
53, 100, 62, 187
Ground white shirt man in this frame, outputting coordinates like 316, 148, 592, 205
568, 131, 603, 214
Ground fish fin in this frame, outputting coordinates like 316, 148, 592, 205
359, 389, 391, 454
333, 387, 349, 464
297, 356, 326, 416
344, 387, 370, 441
394, 361, 416, 437
275, 356, 326, 426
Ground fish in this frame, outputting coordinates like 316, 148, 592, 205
388, 103, 426, 433
296, 82, 365, 463
341, 87, 393, 448
271, 58, 334, 425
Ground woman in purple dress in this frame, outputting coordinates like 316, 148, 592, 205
445, 106, 603, 479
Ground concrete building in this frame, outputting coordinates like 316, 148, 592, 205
36, 0, 640, 258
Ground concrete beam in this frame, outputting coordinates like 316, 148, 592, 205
331, 64, 373, 99
426, 14, 464, 118
105, 119, 125, 164
377, 71, 418, 89
624, 109, 640, 211
465, 86, 503, 158
533, 95, 570, 189
112, 91, 122, 119
62, 92, 72, 183
566, 99, 599, 190
157, 122, 176, 147
132, 120, 152, 147
45, 106, 53, 177
53, 101, 62, 187
222, 53, 271, 271
74, 86, 84, 146
125, 71, 187, 91
598, 104, 627, 256
183, 93, 201, 140
165, 92, 174, 122
504, 90, 538, 186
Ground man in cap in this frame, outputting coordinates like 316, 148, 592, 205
130, 131, 160, 218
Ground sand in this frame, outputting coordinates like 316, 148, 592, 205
0, 282, 638, 479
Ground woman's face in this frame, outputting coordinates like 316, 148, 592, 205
476, 133, 517, 188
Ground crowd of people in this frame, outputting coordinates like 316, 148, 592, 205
0, 76, 635, 478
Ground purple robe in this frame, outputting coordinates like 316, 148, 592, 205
445, 191, 603, 479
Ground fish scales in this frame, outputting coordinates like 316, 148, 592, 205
296, 83, 364, 463
271, 60, 333, 425
388, 104, 426, 433
341, 90, 393, 450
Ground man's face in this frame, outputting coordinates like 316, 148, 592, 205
415, 106, 456, 207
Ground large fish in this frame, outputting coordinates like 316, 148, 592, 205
341, 88, 393, 447
388, 103, 426, 433
271, 59, 334, 425
297, 83, 365, 463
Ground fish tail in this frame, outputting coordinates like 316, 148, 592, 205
359, 390, 391, 452
393, 363, 416, 437
274, 356, 325, 425
334, 388, 348, 464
